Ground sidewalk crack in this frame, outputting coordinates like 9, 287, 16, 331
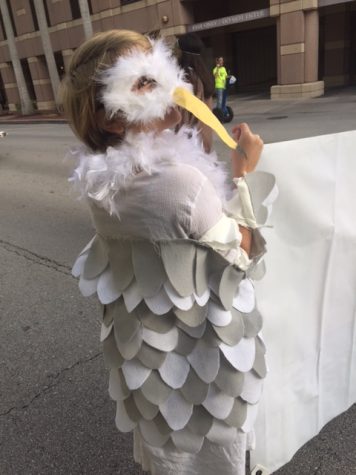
0, 352, 101, 417
0, 238, 72, 276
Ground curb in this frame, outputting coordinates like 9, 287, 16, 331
0, 119, 67, 125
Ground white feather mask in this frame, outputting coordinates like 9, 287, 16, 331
98, 39, 237, 150
99, 39, 192, 124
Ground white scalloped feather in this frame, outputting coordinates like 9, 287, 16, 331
219, 338, 256, 373
122, 359, 151, 390
158, 352, 190, 389
159, 391, 193, 430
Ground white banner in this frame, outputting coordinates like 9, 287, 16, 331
251, 131, 356, 472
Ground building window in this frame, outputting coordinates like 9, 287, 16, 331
20, 58, 37, 102
29, 0, 39, 31
70, 0, 81, 20
0, 13, 7, 40
0, 72, 9, 110
5, 0, 17, 37
54, 51, 65, 79
43, 0, 51, 27
121, 0, 141, 5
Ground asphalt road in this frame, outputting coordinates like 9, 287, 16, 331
1, 89, 355, 475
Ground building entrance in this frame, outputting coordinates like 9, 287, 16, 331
232, 25, 277, 92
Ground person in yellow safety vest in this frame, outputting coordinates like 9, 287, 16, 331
213, 57, 228, 114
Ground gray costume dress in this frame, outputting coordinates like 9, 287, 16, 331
71, 128, 277, 474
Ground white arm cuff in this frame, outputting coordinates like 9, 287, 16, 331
199, 214, 252, 271
224, 176, 258, 229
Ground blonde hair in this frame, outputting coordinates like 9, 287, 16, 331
60, 30, 151, 152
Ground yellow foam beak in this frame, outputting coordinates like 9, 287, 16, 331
173, 86, 237, 150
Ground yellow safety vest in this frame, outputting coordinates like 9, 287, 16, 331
213, 66, 228, 89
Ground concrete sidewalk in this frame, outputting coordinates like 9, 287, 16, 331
224, 86, 356, 143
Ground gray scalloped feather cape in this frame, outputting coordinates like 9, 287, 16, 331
70, 128, 276, 473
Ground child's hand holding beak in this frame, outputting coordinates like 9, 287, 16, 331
231, 123, 264, 178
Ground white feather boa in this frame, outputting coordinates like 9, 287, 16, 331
70, 127, 230, 216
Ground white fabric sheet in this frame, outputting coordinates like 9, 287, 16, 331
251, 130, 356, 472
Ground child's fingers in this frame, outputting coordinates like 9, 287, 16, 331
232, 123, 248, 132
232, 122, 253, 141
231, 123, 245, 141
238, 122, 250, 134
240, 125, 263, 148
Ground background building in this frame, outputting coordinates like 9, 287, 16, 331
0, 0, 355, 113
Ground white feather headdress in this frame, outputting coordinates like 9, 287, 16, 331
99, 39, 192, 124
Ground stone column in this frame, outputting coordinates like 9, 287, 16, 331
33, 0, 60, 107
78, 0, 93, 40
0, 0, 34, 114
159, 0, 192, 37
62, 49, 75, 73
0, 62, 20, 112
270, 0, 324, 99
28, 56, 55, 111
